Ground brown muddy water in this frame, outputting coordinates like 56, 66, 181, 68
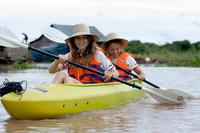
0, 65, 200, 133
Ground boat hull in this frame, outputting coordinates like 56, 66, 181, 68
1, 80, 145, 120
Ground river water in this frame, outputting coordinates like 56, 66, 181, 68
0, 65, 200, 133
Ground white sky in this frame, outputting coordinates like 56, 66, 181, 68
1, 0, 200, 44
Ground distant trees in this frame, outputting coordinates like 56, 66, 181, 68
125, 40, 200, 67
164, 40, 191, 51
126, 40, 199, 54
193, 42, 200, 50
126, 40, 159, 54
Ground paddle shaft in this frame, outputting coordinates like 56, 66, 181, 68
28, 47, 142, 89
115, 64, 160, 88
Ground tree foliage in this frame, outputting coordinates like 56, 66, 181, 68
125, 40, 200, 67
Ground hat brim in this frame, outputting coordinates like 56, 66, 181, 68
65, 32, 99, 44
102, 38, 128, 50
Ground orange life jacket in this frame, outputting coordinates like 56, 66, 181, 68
107, 52, 132, 81
68, 57, 105, 84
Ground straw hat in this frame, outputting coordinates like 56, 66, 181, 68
65, 23, 99, 44
103, 32, 128, 49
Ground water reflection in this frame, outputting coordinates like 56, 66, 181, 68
0, 67, 200, 133
2, 107, 131, 133
1, 98, 200, 133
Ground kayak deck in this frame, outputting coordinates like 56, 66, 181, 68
1, 80, 146, 120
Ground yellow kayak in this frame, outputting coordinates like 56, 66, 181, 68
1, 80, 146, 120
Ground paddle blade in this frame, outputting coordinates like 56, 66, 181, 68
0, 26, 21, 48
0, 34, 28, 49
0, 37, 19, 48
41, 27, 68, 43
0, 26, 19, 41
166, 89, 194, 99
142, 86, 185, 104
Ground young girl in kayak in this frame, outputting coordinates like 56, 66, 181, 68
102, 33, 145, 81
49, 24, 119, 84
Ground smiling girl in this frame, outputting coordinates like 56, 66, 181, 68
49, 24, 119, 84
103, 33, 145, 81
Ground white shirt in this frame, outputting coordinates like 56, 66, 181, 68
96, 51, 116, 71
126, 55, 139, 70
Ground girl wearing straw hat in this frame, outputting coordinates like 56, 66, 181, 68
49, 24, 119, 84
103, 33, 145, 81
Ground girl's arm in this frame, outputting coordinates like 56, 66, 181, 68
134, 67, 145, 80
127, 55, 145, 80
49, 59, 60, 73
49, 54, 69, 73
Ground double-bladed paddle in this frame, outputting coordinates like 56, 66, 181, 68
41, 27, 194, 101
0, 26, 187, 104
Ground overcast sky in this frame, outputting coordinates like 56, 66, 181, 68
1, 0, 200, 44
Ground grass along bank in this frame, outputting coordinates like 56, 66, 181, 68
12, 60, 36, 70
126, 40, 200, 67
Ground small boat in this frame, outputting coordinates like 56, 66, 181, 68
1, 80, 146, 120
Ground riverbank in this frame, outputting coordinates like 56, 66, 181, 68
134, 51, 200, 67
0, 64, 12, 72
126, 40, 200, 67
0, 63, 50, 72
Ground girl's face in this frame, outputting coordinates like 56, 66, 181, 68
74, 35, 90, 50
107, 42, 122, 58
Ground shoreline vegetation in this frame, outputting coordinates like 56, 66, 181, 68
12, 61, 36, 70
2, 39, 200, 70
126, 40, 200, 67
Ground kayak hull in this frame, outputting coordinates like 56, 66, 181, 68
1, 80, 145, 120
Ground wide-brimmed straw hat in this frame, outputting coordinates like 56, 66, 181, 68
102, 32, 128, 50
65, 23, 99, 44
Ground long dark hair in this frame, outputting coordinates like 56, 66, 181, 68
69, 36, 97, 64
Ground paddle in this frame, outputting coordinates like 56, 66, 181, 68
115, 64, 194, 99
0, 27, 185, 104
41, 27, 193, 103
41, 27, 67, 43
